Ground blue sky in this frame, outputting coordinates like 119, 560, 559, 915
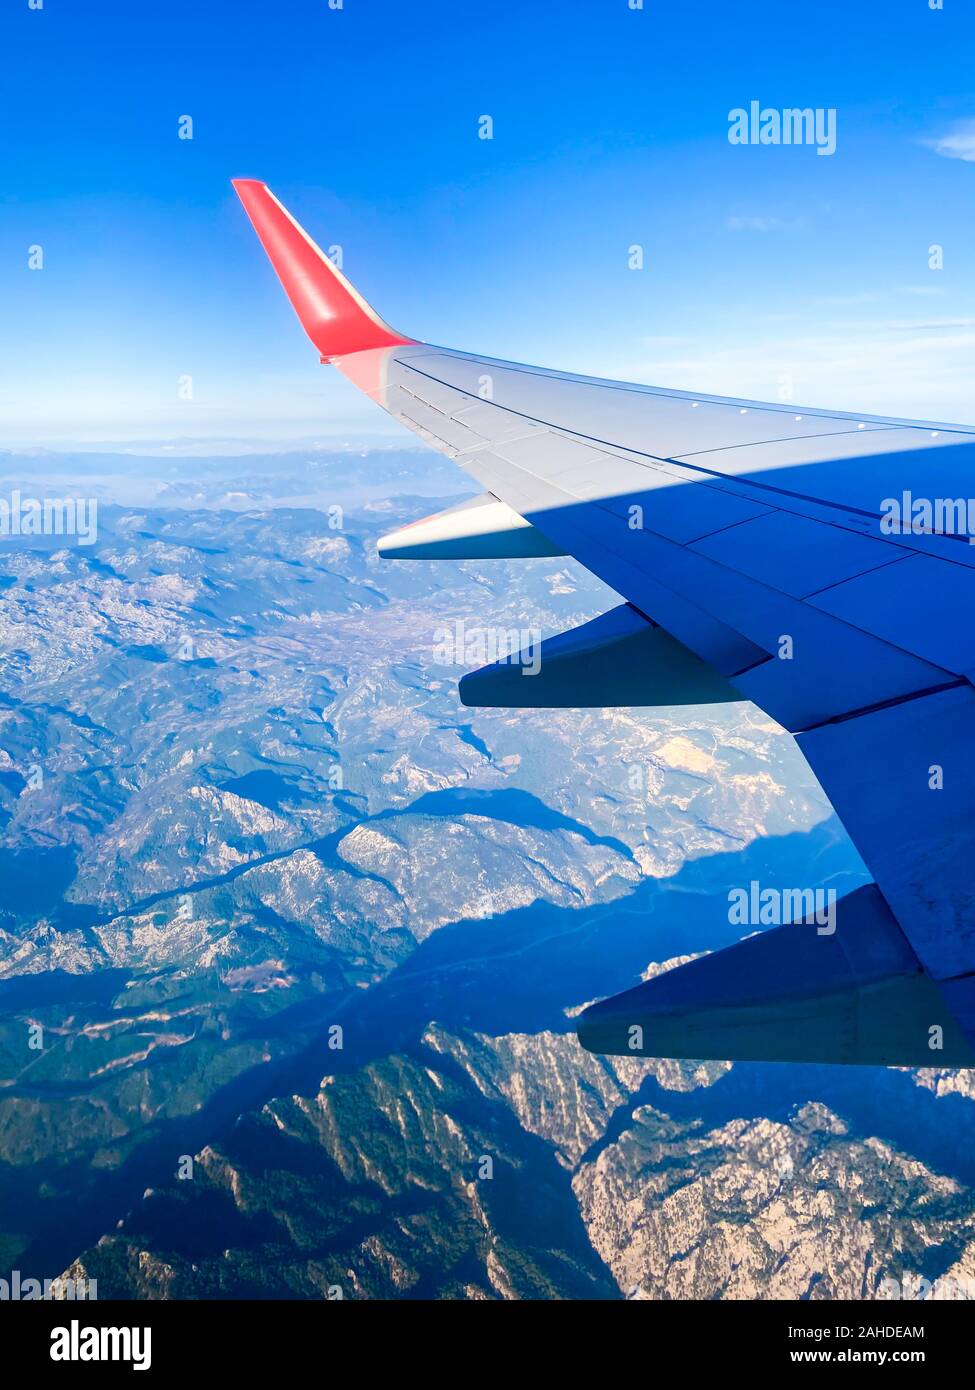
1, 0, 974, 449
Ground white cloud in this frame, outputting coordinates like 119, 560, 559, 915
898, 284, 945, 296
726, 215, 790, 232
601, 320, 975, 423
885, 318, 975, 332
820, 291, 886, 307
925, 121, 975, 163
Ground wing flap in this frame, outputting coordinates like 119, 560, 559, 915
798, 683, 975, 984
691, 510, 901, 600
809, 552, 975, 674
577, 885, 975, 1066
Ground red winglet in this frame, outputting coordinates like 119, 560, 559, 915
232, 179, 414, 359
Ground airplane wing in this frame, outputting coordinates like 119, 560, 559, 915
234, 178, 975, 1068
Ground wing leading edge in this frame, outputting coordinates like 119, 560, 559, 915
234, 179, 975, 1068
